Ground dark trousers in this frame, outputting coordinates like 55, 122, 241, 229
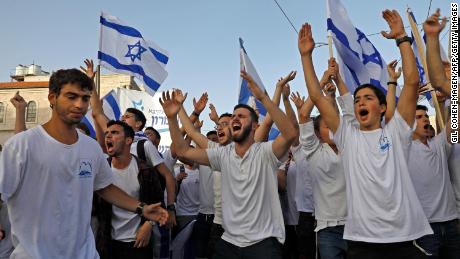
297, 212, 316, 259
213, 237, 282, 259
208, 223, 225, 259
347, 240, 427, 259
282, 225, 299, 259
192, 213, 214, 258
111, 239, 153, 259
416, 219, 460, 258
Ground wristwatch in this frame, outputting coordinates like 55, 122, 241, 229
136, 202, 146, 216
167, 204, 176, 212
395, 36, 412, 47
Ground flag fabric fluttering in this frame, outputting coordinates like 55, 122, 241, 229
82, 89, 121, 138
238, 38, 280, 139
98, 12, 169, 96
326, 0, 395, 97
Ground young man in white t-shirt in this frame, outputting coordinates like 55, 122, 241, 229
407, 105, 460, 257
298, 11, 433, 258
162, 76, 297, 258
0, 67, 168, 259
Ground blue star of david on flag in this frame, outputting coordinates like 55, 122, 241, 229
125, 40, 147, 62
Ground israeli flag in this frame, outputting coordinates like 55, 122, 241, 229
238, 38, 280, 139
82, 89, 121, 138
98, 12, 169, 96
326, 0, 394, 97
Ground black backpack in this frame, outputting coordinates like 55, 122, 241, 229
136, 139, 166, 191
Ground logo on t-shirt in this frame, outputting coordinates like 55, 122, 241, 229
78, 160, 93, 178
379, 134, 391, 153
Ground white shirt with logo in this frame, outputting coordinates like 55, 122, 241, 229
111, 158, 141, 242
207, 141, 285, 247
175, 167, 200, 216
333, 111, 433, 243
0, 126, 114, 258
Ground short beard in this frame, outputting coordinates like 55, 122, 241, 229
232, 124, 251, 143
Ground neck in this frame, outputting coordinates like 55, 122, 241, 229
111, 149, 133, 169
328, 143, 339, 154
234, 137, 254, 158
412, 133, 428, 145
359, 122, 381, 131
42, 116, 78, 145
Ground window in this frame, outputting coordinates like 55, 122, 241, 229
0, 102, 4, 123
26, 101, 37, 123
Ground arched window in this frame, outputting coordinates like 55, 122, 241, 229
26, 101, 37, 123
0, 102, 4, 123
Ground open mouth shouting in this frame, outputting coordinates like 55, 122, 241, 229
232, 122, 242, 133
106, 140, 114, 153
358, 108, 370, 121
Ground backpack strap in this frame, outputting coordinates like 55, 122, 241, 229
136, 139, 147, 162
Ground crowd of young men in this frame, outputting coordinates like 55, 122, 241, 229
0, 7, 458, 259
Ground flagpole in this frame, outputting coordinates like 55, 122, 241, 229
97, 11, 103, 95
328, 31, 334, 58
407, 8, 445, 129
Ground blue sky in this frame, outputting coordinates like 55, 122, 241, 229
0, 0, 452, 130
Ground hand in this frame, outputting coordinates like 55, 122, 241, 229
381, 10, 407, 39
319, 69, 334, 88
290, 91, 306, 110
436, 90, 448, 103
328, 58, 340, 82
387, 60, 402, 81
167, 210, 177, 229
298, 23, 315, 56
423, 9, 447, 36
159, 90, 187, 118
276, 71, 297, 89
80, 59, 96, 80
10, 91, 27, 110
418, 83, 434, 95
176, 171, 188, 181
134, 222, 152, 248
208, 103, 219, 123
142, 203, 169, 226
323, 82, 337, 96
193, 92, 208, 115
282, 84, 291, 99
240, 71, 267, 101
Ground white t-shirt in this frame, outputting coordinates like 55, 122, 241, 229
408, 129, 457, 222
299, 121, 347, 232
209, 141, 223, 225
175, 167, 200, 216
207, 141, 285, 247
130, 136, 164, 167
448, 144, 460, 218
291, 146, 314, 214
163, 149, 177, 173
0, 126, 114, 258
334, 111, 433, 243
111, 158, 141, 242
278, 161, 300, 226
198, 165, 214, 214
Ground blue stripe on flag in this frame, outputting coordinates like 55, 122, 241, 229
98, 51, 161, 92
149, 47, 169, 65
105, 93, 121, 120
81, 116, 96, 138
100, 16, 142, 38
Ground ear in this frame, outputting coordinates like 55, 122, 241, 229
135, 121, 142, 131
48, 92, 56, 109
252, 121, 258, 131
126, 137, 133, 146
379, 103, 387, 114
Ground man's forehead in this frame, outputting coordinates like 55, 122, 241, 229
219, 116, 231, 123
60, 83, 91, 95
233, 108, 250, 115
355, 88, 376, 97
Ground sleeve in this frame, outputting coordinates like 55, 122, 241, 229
333, 116, 353, 151
144, 141, 165, 167
434, 127, 453, 157
206, 145, 224, 172
337, 93, 359, 127
265, 141, 283, 167
0, 142, 24, 200
93, 151, 114, 191
385, 110, 414, 146
299, 122, 321, 159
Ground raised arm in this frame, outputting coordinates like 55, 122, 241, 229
282, 84, 300, 146
10, 92, 27, 134
241, 71, 296, 159
385, 59, 402, 123
161, 90, 210, 166
298, 23, 340, 132
254, 71, 296, 142
177, 96, 209, 149
291, 93, 314, 124
424, 9, 450, 96
328, 58, 349, 96
381, 10, 420, 125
